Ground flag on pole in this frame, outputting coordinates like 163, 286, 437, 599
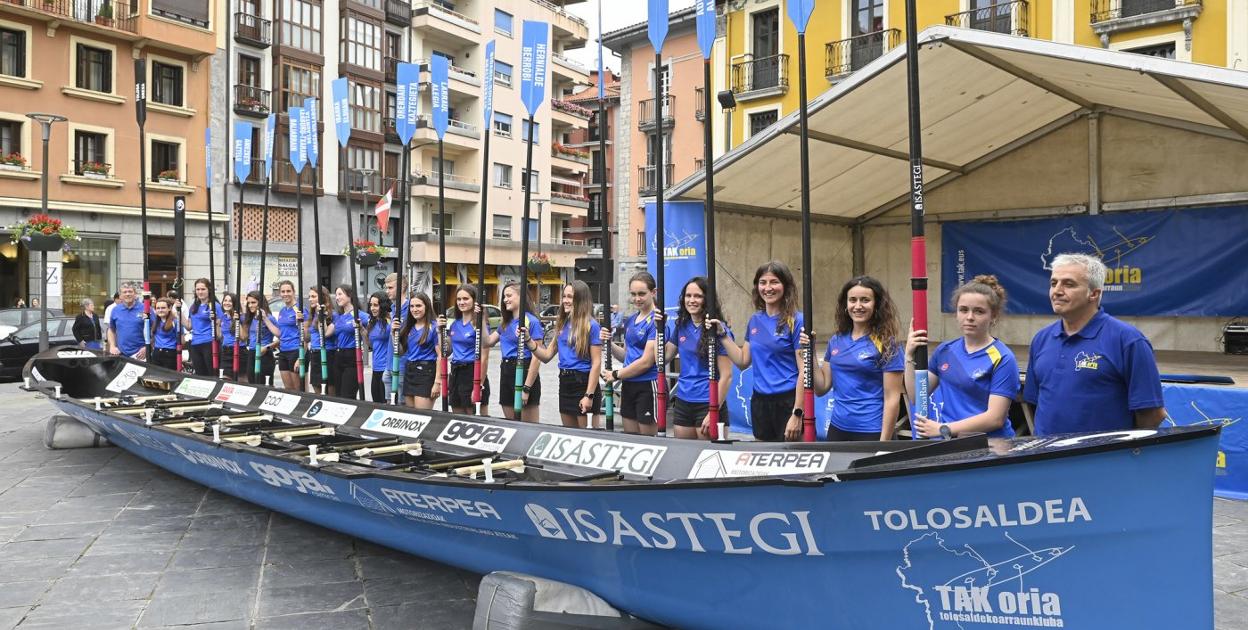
374, 182, 394, 233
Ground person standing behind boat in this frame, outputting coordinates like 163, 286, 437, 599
272, 281, 306, 391
101, 291, 120, 353
600, 272, 659, 436
325, 285, 366, 400
108, 282, 147, 360
803, 276, 904, 442
365, 291, 393, 403
149, 297, 180, 371
526, 280, 603, 429
1024, 253, 1166, 435
219, 293, 237, 380
487, 282, 543, 422
305, 286, 334, 394
239, 291, 280, 384
437, 285, 489, 415
719, 261, 805, 442
667, 276, 735, 440
73, 298, 103, 351
182, 279, 223, 375
905, 275, 1018, 439
395, 292, 441, 409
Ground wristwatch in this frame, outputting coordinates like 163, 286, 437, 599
939, 424, 953, 439
612, 369, 619, 380
792, 407, 804, 419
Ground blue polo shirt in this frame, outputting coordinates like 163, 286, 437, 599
220, 312, 235, 347
188, 302, 223, 345
499, 313, 543, 360
309, 309, 335, 351
109, 300, 146, 356
929, 338, 1018, 438
745, 310, 803, 395
1024, 309, 1164, 435
247, 315, 274, 347
333, 311, 366, 349
667, 318, 732, 404
368, 319, 392, 371
448, 318, 480, 364
557, 319, 602, 372
824, 332, 904, 433
274, 305, 306, 352
622, 311, 658, 382
404, 324, 438, 362
152, 319, 179, 350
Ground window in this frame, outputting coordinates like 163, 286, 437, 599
76, 44, 112, 93
588, 237, 602, 250
152, 61, 183, 107
588, 193, 602, 224
852, 0, 885, 35
494, 9, 513, 36
647, 61, 671, 93
346, 144, 381, 190
0, 120, 21, 157
520, 169, 538, 192
645, 133, 672, 166
749, 110, 779, 137
521, 119, 541, 144
433, 157, 454, 176
1125, 42, 1176, 59
385, 91, 397, 120
349, 79, 382, 134
280, 62, 320, 112
341, 14, 382, 71
74, 130, 107, 174
0, 28, 25, 78
493, 163, 511, 188
280, 0, 322, 54
493, 112, 513, 137
492, 215, 511, 239
385, 32, 402, 60
151, 141, 179, 181
527, 219, 538, 241
494, 60, 513, 87
238, 55, 261, 87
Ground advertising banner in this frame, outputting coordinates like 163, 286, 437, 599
644, 200, 707, 314
232, 121, 253, 184
1162, 383, 1247, 499
520, 21, 549, 117
430, 55, 450, 138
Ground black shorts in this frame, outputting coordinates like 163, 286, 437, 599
308, 348, 334, 388
150, 347, 178, 371
448, 362, 489, 409
499, 359, 541, 408
558, 370, 601, 417
403, 360, 437, 398
825, 425, 881, 442
240, 348, 276, 384
278, 349, 301, 372
220, 344, 236, 380
751, 388, 796, 442
668, 396, 730, 428
619, 379, 657, 424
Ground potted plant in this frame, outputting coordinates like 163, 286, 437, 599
95, 2, 113, 26
80, 161, 110, 179
343, 240, 391, 267
158, 169, 180, 185
527, 252, 551, 274
0, 153, 26, 171
8, 214, 80, 252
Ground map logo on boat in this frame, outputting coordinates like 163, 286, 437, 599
526, 433, 667, 477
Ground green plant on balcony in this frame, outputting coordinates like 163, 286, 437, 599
80, 161, 110, 177
342, 240, 391, 267
95, 2, 113, 25
238, 97, 269, 113
552, 142, 589, 160
158, 169, 180, 183
0, 153, 27, 170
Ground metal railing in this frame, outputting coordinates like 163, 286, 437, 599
383, 116, 399, 141
946, 0, 1030, 36
234, 12, 271, 46
1091, 0, 1200, 22
413, 1, 480, 27
385, 0, 412, 25
242, 158, 266, 184
637, 164, 673, 197
826, 29, 900, 78
552, 53, 589, 73
531, 0, 587, 28
34, 0, 138, 33
233, 85, 271, 117
637, 95, 675, 130
694, 88, 705, 120
415, 115, 481, 138
342, 170, 385, 196
273, 160, 321, 188
413, 170, 481, 192
731, 54, 789, 94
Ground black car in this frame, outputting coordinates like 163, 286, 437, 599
0, 307, 66, 334
0, 316, 77, 380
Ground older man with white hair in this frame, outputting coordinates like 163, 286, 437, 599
1023, 253, 1166, 435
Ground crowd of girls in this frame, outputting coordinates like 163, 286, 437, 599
103, 260, 1019, 443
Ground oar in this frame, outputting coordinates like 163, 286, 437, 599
431, 56, 451, 413
515, 22, 550, 418
256, 114, 276, 381
473, 43, 496, 416
695, 0, 720, 439
304, 96, 327, 393
902, 0, 930, 439
596, 3, 614, 431
788, 0, 818, 442
289, 105, 307, 382
135, 59, 153, 361
205, 127, 220, 372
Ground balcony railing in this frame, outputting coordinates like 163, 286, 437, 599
552, 99, 593, 119
637, 95, 675, 131
694, 88, 705, 121
385, 56, 399, 83
552, 53, 589, 74
233, 85, 271, 117
242, 159, 266, 185
637, 164, 673, 197
415, 115, 481, 139
234, 12, 271, 47
385, 0, 412, 25
413, 1, 481, 30
32, 0, 139, 33
383, 116, 399, 142
551, 190, 589, 208
730, 54, 790, 97
1091, 0, 1201, 24
414, 170, 481, 193
552, 146, 590, 164
946, 0, 1030, 36
531, 0, 587, 28
273, 160, 321, 190
342, 171, 385, 197
826, 29, 900, 78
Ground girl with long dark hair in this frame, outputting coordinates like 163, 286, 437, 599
665, 276, 734, 440
365, 291, 393, 403
487, 282, 543, 422
149, 297, 180, 370
304, 286, 334, 394
437, 285, 489, 415
239, 290, 280, 384
527, 280, 602, 428
325, 285, 365, 400
395, 292, 441, 409
273, 280, 306, 391
600, 271, 659, 435
219, 292, 237, 380
182, 278, 223, 375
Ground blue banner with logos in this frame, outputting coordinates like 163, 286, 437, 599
396, 62, 419, 145
232, 121, 253, 184
288, 106, 305, 174
520, 21, 549, 118
430, 55, 450, 139
482, 41, 495, 128
331, 77, 351, 148
1162, 383, 1248, 500
262, 113, 276, 180
303, 97, 319, 168
204, 127, 212, 185
695, 0, 715, 58
941, 206, 1248, 316
644, 200, 706, 315
647, 0, 668, 52
787, 0, 815, 33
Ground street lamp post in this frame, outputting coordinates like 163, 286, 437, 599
26, 113, 68, 353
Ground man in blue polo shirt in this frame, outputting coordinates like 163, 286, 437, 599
1024, 253, 1166, 435
107, 282, 148, 360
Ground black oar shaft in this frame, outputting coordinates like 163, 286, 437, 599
797, 33, 815, 442
598, 94, 613, 432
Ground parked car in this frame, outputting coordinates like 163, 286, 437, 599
539, 303, 606, 339
0, 316, 77, 380
0, 308, 66, 339
442, 305, 503, 331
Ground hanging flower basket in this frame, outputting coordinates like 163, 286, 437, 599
8, 214, 80, 252
343, 240, 390, 268
527, 252, 551, 274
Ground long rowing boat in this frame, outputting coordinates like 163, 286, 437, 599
24, 349, 1217, 629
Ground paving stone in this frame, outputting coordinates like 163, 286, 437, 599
1215, 556, 1248, 595
0, 557, 75, 583
254, 609, 371, 630
87, 530, 186, 554
0, 606, 30, 629
1214, 528, 1248, 558
156, 565, 263, 597
143, 622, 251, 630
258, 581, 366, 617
262, 559, 358, 589
0, 581, 52, 609
0, 537, 93, 561
13, 521, 108, 542
1215, 591, 1248, 630
137, 591, 256, 627
116, 501, 202, 521
363, 575, 475, 608
41, 572, 159, 604
371, 601, 476, 630
69, 550, 175, 577
15, 598, 146, 629
263, 535, 355, 562
171, 545, 266, 571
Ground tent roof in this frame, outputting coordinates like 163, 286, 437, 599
668, 26, 1248, 224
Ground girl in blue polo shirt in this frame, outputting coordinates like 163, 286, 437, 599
600, 272, 659, 436
664, 277, 734, 440
527, 280, 602, 428
906, 275, 1018, 439
719, 261, 805, 442
488, 282, 543, 422
149, 297, 181, 371
807, 276, 905, 442
239, 291, 280, 385
365, 292, 392, 403
273, 281, 307, 392
220, 293, 237, 380
437, 285, 489, 415
305, 286, 334, 394
326, 285, 366, 400
395, 292, 441, 409
182, 278, 223, 376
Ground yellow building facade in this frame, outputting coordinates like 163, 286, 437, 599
719, 0, 1248, 148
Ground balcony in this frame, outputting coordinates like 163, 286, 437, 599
589, 167, 611, 187
411, 170, 481, 202
1090, 0, 1201, 46
637, 95, 674, 132
341, 170, 385, 201
533, 0, 588, 45
22, 0, 139, 33
385, 0, 411, 26
383, 116, 400, 143
694, 88, 705, 121
385, 56, 399, 83
234, 12, 270, 48
241, 158, 266, 186
730, 54, 789, 101
272, 160, 322, 194
412, 1, 481, 47
416, 58, 482, 96
945, 0, 1029, 37
233, 85, 271, 118
826, 29, 900, 80
637, 164, 673, 198
551, 190, 589, 209
551, 53, 589, 84
413, 115, 481, 152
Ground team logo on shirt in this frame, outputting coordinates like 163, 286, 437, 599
750, 327, 758, 336
971, 368, 987, 379
940, 363, 950, 372
830, 348, 840, 356
857, 350, 872, 361
679, 335, 687, 343
1074, 352, 1101, 371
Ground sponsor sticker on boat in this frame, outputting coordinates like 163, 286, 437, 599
56, 350, 96, 359
301, 399, 356, 425
105, 364, 146, 393
259, 391, 301, 415
687, 449, 830, 479
361, 409, 431, 439
250, 462, 337, 499
174, 378, 217, 399
525, 433, 667, 477
215, 383, 258, 406
437, 420, 516, 453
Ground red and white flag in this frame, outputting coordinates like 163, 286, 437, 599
374, 182, 395, 233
